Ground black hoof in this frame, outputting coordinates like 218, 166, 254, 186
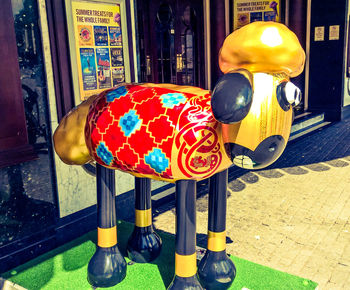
168, 275, 203, 290
127, 226, 162, 263
87, 245, 127, 287
198, 250, 236, 289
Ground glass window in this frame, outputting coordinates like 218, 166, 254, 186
0, 0, 57, 248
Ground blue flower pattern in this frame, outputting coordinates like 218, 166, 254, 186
96, 142, 113, 165
106, 86, 128, 102
119, 110, 142, 137
160, 93, 187, 109
145, 148, 169, 174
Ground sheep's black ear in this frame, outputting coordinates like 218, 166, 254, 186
211, 72, 253, 124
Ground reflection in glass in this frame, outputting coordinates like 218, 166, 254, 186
0, 0, 57, 248
156, 2, 176, 83
181, 6, 197, 86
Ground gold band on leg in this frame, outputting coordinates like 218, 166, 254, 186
207, 230, 226, 252
135, 208, 152, 227
97, 226, 117, 248
175, 253, 197, 277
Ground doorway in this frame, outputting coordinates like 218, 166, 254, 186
136, 0, 205, 87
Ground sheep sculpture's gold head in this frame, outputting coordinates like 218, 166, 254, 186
211, 21, 305, 169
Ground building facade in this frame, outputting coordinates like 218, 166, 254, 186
0, 0, 349, 272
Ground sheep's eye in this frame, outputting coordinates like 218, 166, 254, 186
276, 82, 301, 111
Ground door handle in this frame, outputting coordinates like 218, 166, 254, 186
176, 54, 183, 72
146, 55, 151, 76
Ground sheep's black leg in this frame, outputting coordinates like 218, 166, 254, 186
127, 177, 162, 262
168, 180, 202, 290
198, 169, 236, 289
87, 165, 127, 287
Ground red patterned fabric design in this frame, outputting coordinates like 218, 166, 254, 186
85, 84, 227, 181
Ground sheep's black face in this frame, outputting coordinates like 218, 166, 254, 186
226, 135, 285, 169
211, 71, 253, 124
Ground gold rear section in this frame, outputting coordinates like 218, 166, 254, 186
219, 21, 305, 77
53, 95, 98, 165
135, 208, 152, 227
207, 230, 226, 252
97, 226, 117, 248
175, 253, 197, 277
222, 73, 293, 156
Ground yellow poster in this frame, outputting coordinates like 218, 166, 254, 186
72, 1, 125, 100
233, 0, 280, 30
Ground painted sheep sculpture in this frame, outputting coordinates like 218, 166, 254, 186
54, 21, 305, 289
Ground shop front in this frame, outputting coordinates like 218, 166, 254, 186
1, 0, 349, 274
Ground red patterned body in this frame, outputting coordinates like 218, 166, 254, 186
85, 84, 231, 182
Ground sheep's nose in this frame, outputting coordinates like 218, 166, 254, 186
229, 135, 286, 169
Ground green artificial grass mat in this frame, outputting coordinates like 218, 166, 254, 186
2, 220, 318, 290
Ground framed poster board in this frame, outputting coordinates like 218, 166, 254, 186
65, 0, 130, 101
233, 0, 280, 30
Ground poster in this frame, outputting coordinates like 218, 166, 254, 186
80, 48, 97, 90
96, 48, 112, 89
109, 26, 122, 46
72, 1, 125, 100
314, 26, 325, 41
94, 26, 109, 46
78, 25, 93, 46
329, 25, 340, 40
111, 47, 124, 67
233, 0, 280, 30
112, 67, 125, 86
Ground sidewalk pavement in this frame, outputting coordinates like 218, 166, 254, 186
154, 117, 350, 290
